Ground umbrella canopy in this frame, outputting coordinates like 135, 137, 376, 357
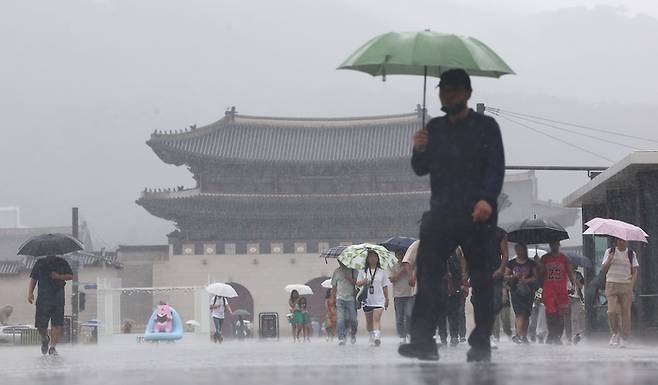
339, 31, 514, 78
321, 279, 333, 289
583, 218, 648, 243
232, 309, 251, 317
337, 243, 397, 270
507, 218, 569, 245
380, 236, 417, 253
205, 283, 239, 298
338, 30, 515, 127
285, 284, 313, 296
185, 320, 201, 327
17, 233, 84, 257
319, 245, 348, 263
564, 252, 594, 269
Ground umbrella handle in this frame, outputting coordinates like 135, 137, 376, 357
422, 66, 427, 129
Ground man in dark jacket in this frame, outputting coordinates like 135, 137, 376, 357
399, 69, 505, 362
28, 255, 73, 356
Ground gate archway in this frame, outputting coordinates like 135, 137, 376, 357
305, 276, 331, 334
222, 282, 254, 338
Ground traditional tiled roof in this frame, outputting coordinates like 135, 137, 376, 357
147, 110, 424, 165
137, 188, 430, 219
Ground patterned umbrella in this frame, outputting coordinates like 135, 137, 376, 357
336, 243, 397, 270
319, 245, 348, 264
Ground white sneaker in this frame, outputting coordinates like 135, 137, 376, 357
610, 334, 619, 347
490, 336, 499, 350
399, 337, 407, 345
618, 338, 627, 348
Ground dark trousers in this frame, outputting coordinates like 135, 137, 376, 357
437, 293, 461, 341
458, 297, 467, 339
410, 211, 497, 350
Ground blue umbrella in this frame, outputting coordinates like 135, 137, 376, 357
380, 236, 417, 252
564, 252, 593, 269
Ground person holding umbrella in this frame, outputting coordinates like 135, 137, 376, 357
601, 237, 639, 347
505, 243, 538, 344
331, 261, 359, 346
28, 255, 74, 356
399, 68, 505, 362
210, 295, 232, 343
356, 250, 390, 347
20, 233, 83, 356
288, 290, 302, 342
388, 248, 415, 345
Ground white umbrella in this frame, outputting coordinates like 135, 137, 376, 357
205, 283, 238, 298
285, 284, 313, 296
185, 320, 201, 327
321, 279, 333, 289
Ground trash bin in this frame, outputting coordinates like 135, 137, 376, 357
258, 312, 279, 340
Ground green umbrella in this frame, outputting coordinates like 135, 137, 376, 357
337, 243, 397, 270
338, 30, 515, 127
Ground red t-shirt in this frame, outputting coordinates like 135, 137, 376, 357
542, 253, 569, 294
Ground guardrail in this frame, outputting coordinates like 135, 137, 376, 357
21, 329, 41, 345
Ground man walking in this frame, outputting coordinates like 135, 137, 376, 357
492, 227, 512, 345
389, 250, 415, 344
539, 241, 575, 344
399, 69, 505, 362
28, 255, 73, 355
332, 261, 359, 345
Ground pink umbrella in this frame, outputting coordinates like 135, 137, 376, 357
583, 218, 649, 243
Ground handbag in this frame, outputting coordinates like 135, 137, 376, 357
356, 285, 369, 308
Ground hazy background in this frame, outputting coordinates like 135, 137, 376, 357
1, 0, 657, 248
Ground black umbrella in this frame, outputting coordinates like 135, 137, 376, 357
380, 236, 417, 252
507, 218, 569, 244
17, 233, 84, 257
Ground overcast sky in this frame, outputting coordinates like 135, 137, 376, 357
1, 0, 657, 247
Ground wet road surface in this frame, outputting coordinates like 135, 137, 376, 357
2, 335, 657, 385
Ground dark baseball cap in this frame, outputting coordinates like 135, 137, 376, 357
438, 69, 472, 90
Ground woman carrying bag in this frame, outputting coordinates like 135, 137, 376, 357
356, 250, 390, 347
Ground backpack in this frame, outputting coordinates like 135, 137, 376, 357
593, 248, 637, 290
211, 296, 226, 309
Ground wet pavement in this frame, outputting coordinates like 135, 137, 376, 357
2, 335, 658, 385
